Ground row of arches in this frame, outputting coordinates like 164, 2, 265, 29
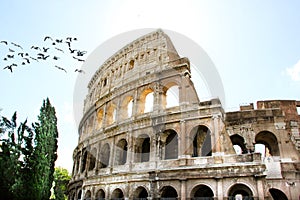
73, 125, 212, 175
82, 85, 180, 135
72, 183, 282, 200
231, 131, 280, 157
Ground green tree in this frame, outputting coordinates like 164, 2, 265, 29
52, 167, 71, 200
32, 98, 59, 200
0, 112, 34, 200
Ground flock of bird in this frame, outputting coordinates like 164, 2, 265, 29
1, 36, 87, 73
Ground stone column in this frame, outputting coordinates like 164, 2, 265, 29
180, 119, 187, 157
180, 179, 187, 199
216, 177, 223, 200
212, 114, 222, 155
256, 176, 265, 200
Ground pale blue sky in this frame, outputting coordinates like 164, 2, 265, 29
1, 0, 300, 171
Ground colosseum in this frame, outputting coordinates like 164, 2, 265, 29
68, 29, 300, 199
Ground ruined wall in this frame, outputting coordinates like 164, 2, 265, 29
69, 30, 299, 200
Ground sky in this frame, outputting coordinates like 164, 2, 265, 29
1, 0, 300, 172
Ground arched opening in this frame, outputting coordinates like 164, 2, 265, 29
88, 148, 97, 171
144, 92, 154, 113
99, 143, 110, 168
191, 125, 212, 157
166, 85, 179, 108
161, 186, 178, 199
141, 137, 150, 162
133, 186, 149, 200
138, 88, 154, 114
107, 104, 117, 125
77, 190, 82, 200
84, 190, 91, 200
81, 150, 87, 173
269, 188, 288, 200
96, 189, 105, 200
230, 134, 248, 154
115, 139, 128, 165
75, 153, 80, 174
127, 99, 134, 117
228, 184, 253, 200
255, 131, 280, 157
111, 188, 124, 200
164, 130, 178, 160
121, 96, 134, 119
69, 191, 75, 200
97, 109, 103, 129
135, 134, 150, 163
129, 59, 134, 70
87, 115, 94, 134
191, 184, 214, 199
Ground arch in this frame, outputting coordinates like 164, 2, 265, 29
95, 189, 105, 200
87, 115, 94, 134
111, 188, 124, 200
191, 125, 212, 157
161, 129, 178, 160
269, 188, 288, 200
88, 148, 97, 171
129, 59, 135, 70
115, 139, 128, 165
120, 96, 134, 119
138, 88, 154, 114
227, 184, 254, 200
96, 109, 104, 129
230, 134, 248, 154
77, 190, 82, 200
135, 134, 150, 162
81, 150, 87, 173
144, 92, 154, 113
69, 191, 75, 200
255, 131, 280, 157
84, 190, 91, 200
107, 103, 117, 125
99, 143, 110, 168
75, 153, 81, 174
133, 186, 149, 199
190, 184, 214, 199
166, 85, 179, 108
160, 186, 178, 199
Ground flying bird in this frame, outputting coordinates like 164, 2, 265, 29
30, 57, 39, 62
54, 65, 67, 73
75, 69, 85, 73
42, 47, 50, 52
65, 41, 71, 47
55, 39, 63, 43
23, 57, 30, 64
73, 56, 85, 62
37, 53, 49, 60
76, 50, 87, 56
0, 41, 8, 45
53, 56, 60, 60
31, 46, 41, 51
55, 47, 64, 53
7, 54, 14, 59
44, 36, 53, 41
9, 48, 15, 52
11, 42, 23, 50
3, 64, 17, 73
69, 48, 77, 54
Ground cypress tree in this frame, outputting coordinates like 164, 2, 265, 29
32, 98, 59, 200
